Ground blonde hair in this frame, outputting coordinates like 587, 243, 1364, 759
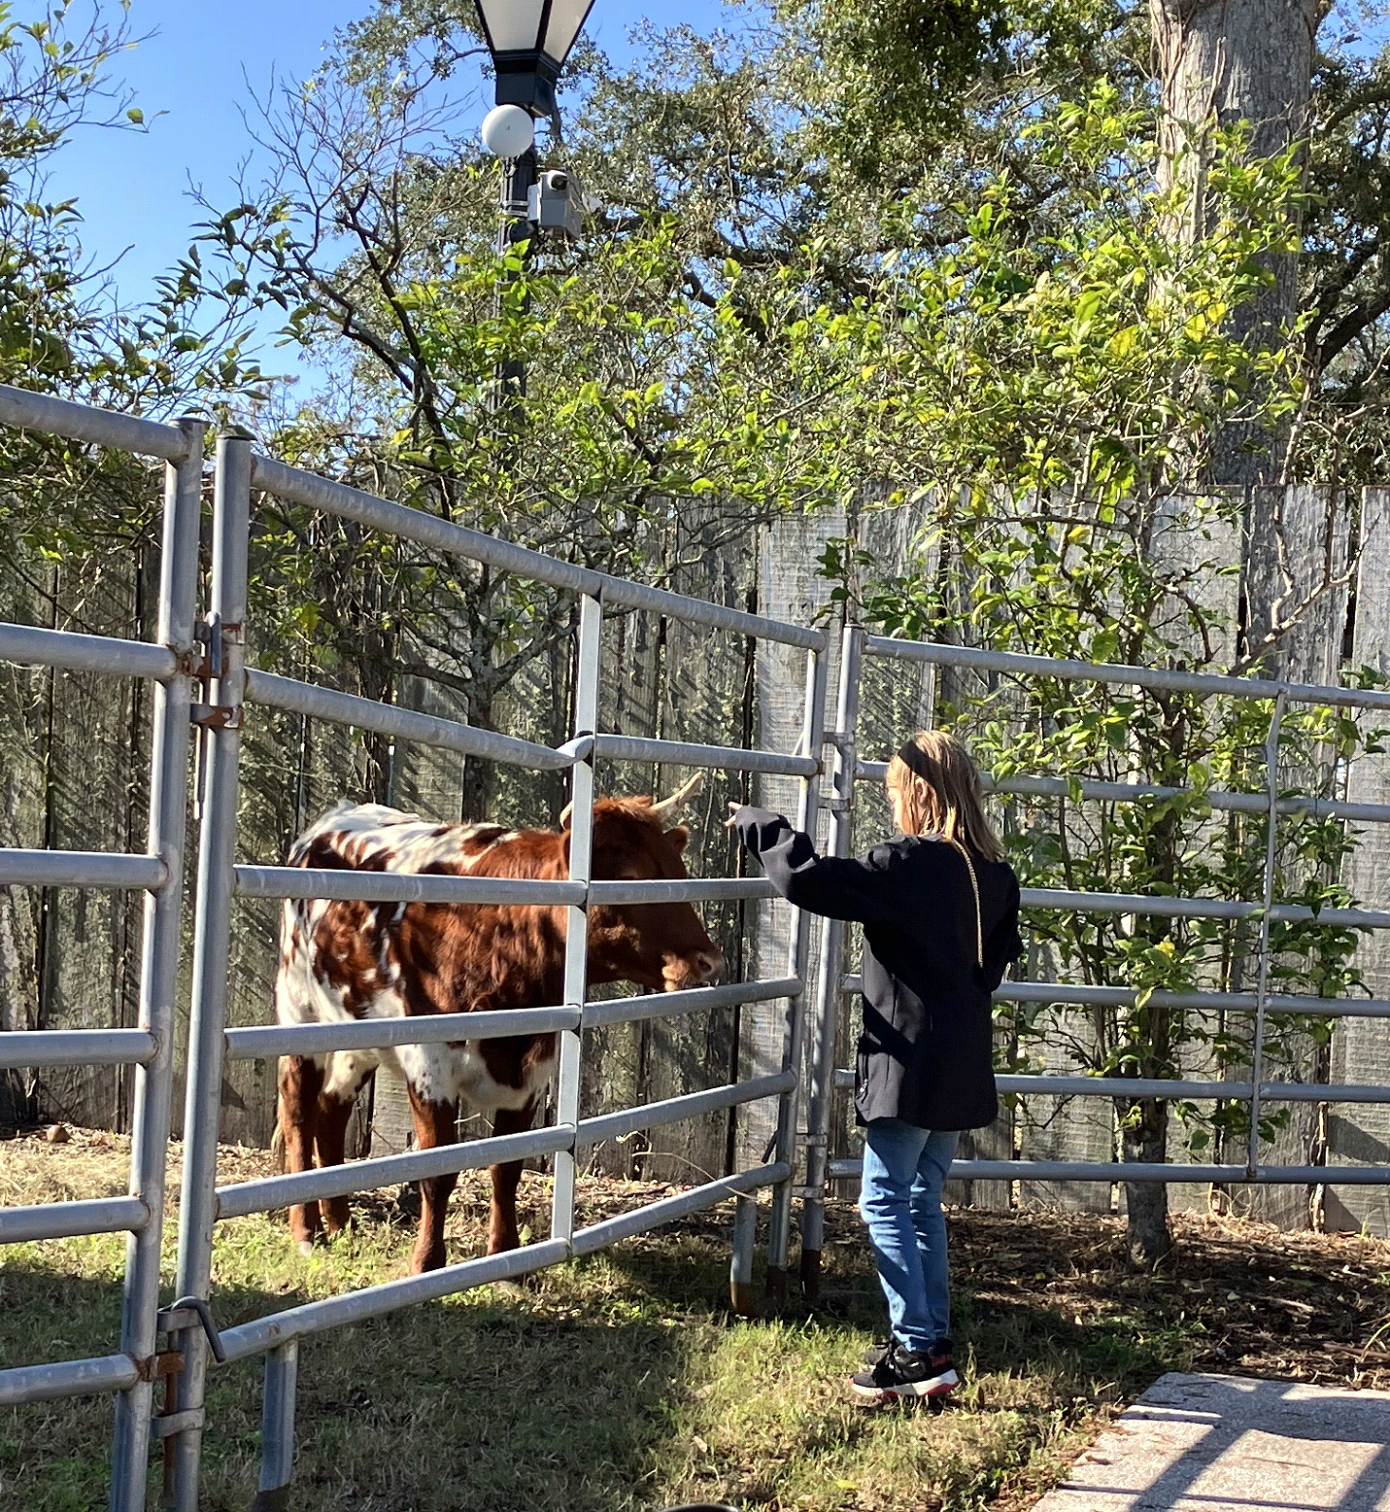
886, 730, 1005, 862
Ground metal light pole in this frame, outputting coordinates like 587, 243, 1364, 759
474, 0, 596, 406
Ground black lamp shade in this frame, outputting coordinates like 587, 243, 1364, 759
474, 0, 596, 115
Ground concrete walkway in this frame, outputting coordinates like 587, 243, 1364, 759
1031, 1372, 1390, 1512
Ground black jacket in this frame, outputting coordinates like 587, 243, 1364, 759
735, 806, 1023, 1132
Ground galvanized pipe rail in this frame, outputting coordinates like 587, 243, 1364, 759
994, 980, 1390, 1019
0, 1029, 158, 1068
244, 666, 575, 770
831, 1066, 1390, 1104
0, 384, 205, 1512
0, 383, 193, 461
218, 977, 805, 1064
249, 453, 827, 653
800, 631, 1390, 1273
847, 973, 1390, 1019
0, 1354, 143, 1408
0, 850, 168, 890
824, 1157, 1390, 1184
862, 633, 1390, 713
215, 1125, 572, 1221
0, 622, 178, 680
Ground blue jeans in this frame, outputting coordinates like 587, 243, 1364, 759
859, 1120, 959, 1354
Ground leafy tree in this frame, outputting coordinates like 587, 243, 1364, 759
800, 90, 1361, 1264
186, 18, 886, 820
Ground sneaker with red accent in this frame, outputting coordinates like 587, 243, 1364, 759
851, 1339, 959, 1403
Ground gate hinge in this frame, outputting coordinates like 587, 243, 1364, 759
192, 616, 222, 681
191, 702, 244, 730
151, 1407, 205, 1438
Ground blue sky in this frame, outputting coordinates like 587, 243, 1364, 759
53, 0, 731, 308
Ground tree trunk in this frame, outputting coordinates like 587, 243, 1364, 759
1148, 0, 1323, 1241
1150, 0, 1316, 486
460, 681, 497, 823
1122, 1096, 1174, 1268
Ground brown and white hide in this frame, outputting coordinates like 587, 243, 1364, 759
274, 793, 722, 1273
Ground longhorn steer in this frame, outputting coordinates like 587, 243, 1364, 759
274, 790, 723, 1273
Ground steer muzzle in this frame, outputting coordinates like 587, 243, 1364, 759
663, 948, 726, 991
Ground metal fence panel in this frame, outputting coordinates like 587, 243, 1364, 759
798, 632, 1390, 1289
0, 386, 204, 1512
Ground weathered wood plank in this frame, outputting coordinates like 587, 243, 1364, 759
1331, 486, 1390, 1235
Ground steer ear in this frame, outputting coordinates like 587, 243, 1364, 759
649, 772, 702, 825
666, 824, 690, 853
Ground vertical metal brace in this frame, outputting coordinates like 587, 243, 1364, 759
799, 625, 863, 1300
251, 1342, 299, 1512
170, 434, 253, 1511
551, 591, 602, 1243
729, 1194, 758, 1316
108, 418, 205, 1512
1248, 691, 1286, 1178
764, 643, 829, 1302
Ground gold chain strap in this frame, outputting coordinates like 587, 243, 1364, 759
948, 838, 983, 968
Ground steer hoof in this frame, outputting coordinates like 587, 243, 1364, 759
296, 1239, 316, 1257
409, 1244, 448, 1275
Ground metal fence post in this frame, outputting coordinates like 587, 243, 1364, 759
1248, 691, 1286, 1177
170, 433, 252, 1510
764, 643, 829, 1302
252, 1342, 299, 1512
108, 418, 205, 1512
798, 626, 862, 1299
551, 591, 601, 1244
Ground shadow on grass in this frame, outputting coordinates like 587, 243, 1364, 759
0, 1201, 1196, 1512
3, 1241, 789, 1512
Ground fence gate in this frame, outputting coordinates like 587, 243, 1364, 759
0, 384, 829, 1511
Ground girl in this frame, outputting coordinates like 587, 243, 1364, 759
730, 730, 1022, 1403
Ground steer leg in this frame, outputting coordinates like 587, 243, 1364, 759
278, 1054, 324, 1252
487, 1100, 538, 1255
313, 1092, 356, 1237
407, 1089, 458, 1274
314, 1054, 373, 1237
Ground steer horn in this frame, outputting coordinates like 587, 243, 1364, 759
649, 771, 703, 824
559, 770, 703, 830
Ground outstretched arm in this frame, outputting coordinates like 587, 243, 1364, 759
732, 805, 898, 924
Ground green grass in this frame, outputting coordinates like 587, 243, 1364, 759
4, 1136, 1389, 1511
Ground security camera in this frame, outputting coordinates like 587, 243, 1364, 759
527, 168, 586, 239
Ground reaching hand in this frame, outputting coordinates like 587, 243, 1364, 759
725, 800, 742, 832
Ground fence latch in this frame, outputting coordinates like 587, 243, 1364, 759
151, 1297, 225, 1493
159, 1296, 226, 1363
